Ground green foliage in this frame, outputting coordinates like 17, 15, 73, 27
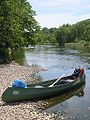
0, 48, 11, 64
69, 19, 90, 43
56, 25, 71, 46
35, 27, 56, 45
0, 0, 39, 63
0, 0, 90, 64
37, 19, 90, 47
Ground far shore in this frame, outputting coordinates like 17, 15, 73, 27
65, 42, 90, 48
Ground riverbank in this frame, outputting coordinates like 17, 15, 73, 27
65, 42, 90, 49
0, 62, 57, 120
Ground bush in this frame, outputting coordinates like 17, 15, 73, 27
0, 48, 12, 64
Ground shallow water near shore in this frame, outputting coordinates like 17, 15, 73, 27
14, 45, 90, 120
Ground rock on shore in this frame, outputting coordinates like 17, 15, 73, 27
0, 62, 57, 120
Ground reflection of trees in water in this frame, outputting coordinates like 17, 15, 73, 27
12, 49, 25, 65
44, 84, 85, 109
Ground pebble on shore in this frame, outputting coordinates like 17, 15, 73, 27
0, 62, 57, 120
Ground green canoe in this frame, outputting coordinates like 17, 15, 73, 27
2, 70, 86, 103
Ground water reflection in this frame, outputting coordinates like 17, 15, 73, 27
12, 49, 26, 65
44, 84, 85, 110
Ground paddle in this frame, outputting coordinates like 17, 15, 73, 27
49, 74, 65, 87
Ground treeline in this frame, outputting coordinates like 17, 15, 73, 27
0, 0, 39, 63
0, 0, 90, 64
35, 19, 90, 46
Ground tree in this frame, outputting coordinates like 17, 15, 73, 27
69, 19, 90, 43
0, 0, 39, 63
20, 0, 39, 46
0, 0, 12, 63
56, 26, 70, 46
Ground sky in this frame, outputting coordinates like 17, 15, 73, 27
27, 0, 90, 28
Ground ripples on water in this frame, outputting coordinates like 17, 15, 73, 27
25, 45, 90, 83
15, 45, 90, 120
25, 45, 90, 70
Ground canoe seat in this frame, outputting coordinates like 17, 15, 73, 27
66, 79, 75, 82
60, 79, 75, 83
34, 85, 44, 88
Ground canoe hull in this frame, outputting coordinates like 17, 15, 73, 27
2, 74, 85, 102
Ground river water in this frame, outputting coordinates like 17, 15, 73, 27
15, 45, 90, 120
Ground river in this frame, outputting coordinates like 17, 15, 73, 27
14, 45, 90, 120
